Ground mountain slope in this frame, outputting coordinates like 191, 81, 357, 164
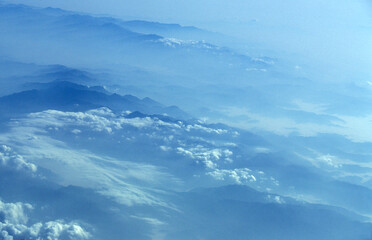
0, 81, 189, 119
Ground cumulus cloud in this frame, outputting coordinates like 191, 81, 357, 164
0, 200, 90, 240
27, 108, 181, 134
207, 168, 256, 184
21, 109, 236, 149
0, 145, 37, 173
206, 168, 280, 191
0, 200, 32, 225
0, 108, 243, 206
177, 145, 233, 169
28, 109, 119, 134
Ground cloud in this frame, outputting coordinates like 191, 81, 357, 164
296, 149, 350, 170
0, 113, 181, 207
130, 216, 165, 226
71, 129, 82, 134
316, 154, 342, 168
185, 124, 229, 135
27, 108, 181, 134
0, 199, 90, 240
254, 147, 271, 153
266, 195, 285, 204
159, 145, 171, 151
157, 38, 217, 50
245, 68, 267, 72
207, 168, 256, 184
290, 99, 328, 115
219, 106, 372, 143
0, 108, 245, 206
0, 145, 37, 173
176, 145, 233, 169
23, 109, 236, 149
0, 200, 32, 225
207, 168, 280, 191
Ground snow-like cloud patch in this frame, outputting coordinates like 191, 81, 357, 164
317, 154, 342, 168
0, 145, 37, 173
296, 150, 344, 169
177, 146, 233, 169
266, 195, 286, 204
254, 147, 271, 153
27, 108, 181, 134
207, 168, 280, 191
159, 146, 171, 152
157, 38, 217, 50
0, 200, 90, 240
0, 122, 180, 208
185, 124, 228, 135
207, 168, 256, 184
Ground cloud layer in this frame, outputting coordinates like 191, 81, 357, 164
0, 145, 36, 173
0, 200, 90, 240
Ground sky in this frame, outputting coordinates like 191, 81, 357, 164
7, 0, 372, 82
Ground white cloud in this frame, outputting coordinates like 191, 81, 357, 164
159, 146, 171, 151
0, 200, 90, 240
266, 195, 285, 204
185, 124, 228, 135
296, 150, 345, 169
71, 129, 82, 134
251, 57, 275, 65
219, 106, 334, 137
206, 168, 280, 191
0, 108, 246, 207
0, 118, 181, 208
245, 68, 267, 72
290, 99, 328, 115
28, 109, 119, 134
157, 38, 216, 50
130, 216, 165, 226
32, 221, 90, 240
254, 147, 271, 153
317, 154, 342, 168
27, 108, 181, 135
176, 145, 233, 169
0, 200, 32, 225
207, 168, 256, 184
0, 145, 37, 173
220, 105, 372, 143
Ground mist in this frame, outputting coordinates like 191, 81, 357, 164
1, 1, 372, 239
7, 0, 372, 73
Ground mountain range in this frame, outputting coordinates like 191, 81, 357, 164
0, 3, 372, 240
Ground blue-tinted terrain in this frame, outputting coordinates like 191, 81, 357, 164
0, 2, 371, 240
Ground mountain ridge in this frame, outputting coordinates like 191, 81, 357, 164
0, 80, 190, 120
